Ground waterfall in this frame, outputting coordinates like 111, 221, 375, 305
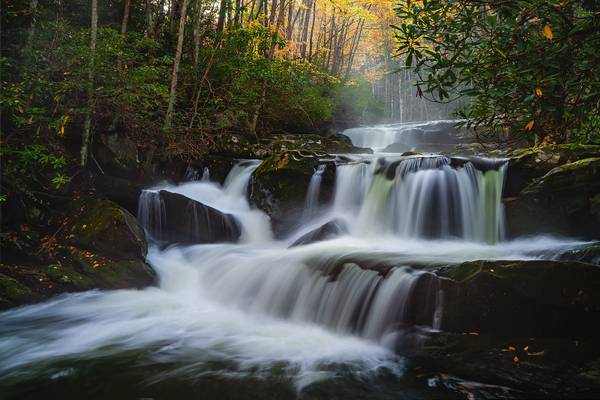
303, 164, 326, 218
327, 156, 507, 243
138, 160, 272, 244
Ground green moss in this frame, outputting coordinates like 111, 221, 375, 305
0, 271, 32, 301
557, 157, 600, 172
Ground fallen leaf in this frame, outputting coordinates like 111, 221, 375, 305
508, 346, 516, 351
513, 356, 520, 363
525, 120, 535, 131
524, 346, 529, 352
535, 87, 543, 97
543, 25, 553, 40
468, 332, 479, 336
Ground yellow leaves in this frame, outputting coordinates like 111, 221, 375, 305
543, 25, 553, 40
525, 120, 535, 131
59, 126, 65, 135
535, 87, 543, 97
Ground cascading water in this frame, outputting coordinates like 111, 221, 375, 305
0, 124, 591, 399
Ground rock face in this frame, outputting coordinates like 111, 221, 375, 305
0, 198, 155, 310
290, 219, 347, 246
505, 157, 600, 239
139, 190, 241, 245
249, 151, 335, 235
438, 259, 600, 338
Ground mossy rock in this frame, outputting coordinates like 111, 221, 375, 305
66, 197, 148, 260
438, 260, 600, 338
505, 143, 600, 197
505, 157, 600, 238
93, 133, 141, 179
250, 151, 335, 234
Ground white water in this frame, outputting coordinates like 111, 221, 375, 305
343, 120, 466, 152
0, 123, 590, 394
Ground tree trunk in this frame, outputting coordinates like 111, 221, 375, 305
27, 0, 39, 47
164, 0, 190, 128
145, 0, 153, 38
81, 0, 98, 167
216, 0, 227, 34
307, 0, 316, 61
192, 0, 204, 66
299, 0, 311, 59
285, 0, 294, 40
345, 17, 365, 79
120, 0, 131, 34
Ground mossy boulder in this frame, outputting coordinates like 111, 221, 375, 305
505, 157, 600, 238
67, 198, 148, 260
438, 259, 600, 338
249, 150, 335, 234
261, 133, 372, 155
558, 243, 600, 265
0, 197, 155, 310
93, 133, 141, 180
505, 143, 600, 197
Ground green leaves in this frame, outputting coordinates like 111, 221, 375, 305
392, 0, 600, 143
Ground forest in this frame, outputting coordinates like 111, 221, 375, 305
1, 0, 600, 399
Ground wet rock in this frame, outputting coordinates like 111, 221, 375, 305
249, 151, 336, 235
438, 259, 600, 338
262, 133, 372, 155
505, 157, 600, 239
409, 331, 600, 399
290, 219, 348, 247
557, 243, 600, 266
143, 191, 241, 245
93, 174, 144, 214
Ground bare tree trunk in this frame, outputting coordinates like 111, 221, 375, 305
120, 0, 131, 34
145, 0, 153, 38
216, 0, 227, 34
192, 0, 204, 66
81, 0, 98, 167
307, 0, 316, 61
164, 0, 190, 128
299, 0, 311, 59
285, 0, 294, 40
27, 0, 39, 47
345, 17, 365, 79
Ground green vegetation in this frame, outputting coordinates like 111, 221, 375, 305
394, 0, 600, 144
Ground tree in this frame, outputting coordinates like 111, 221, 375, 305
80, 0, 98, 167
394, 0, 600, 143
164, 0, 190, 128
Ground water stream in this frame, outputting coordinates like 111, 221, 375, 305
0, 122, 589, 399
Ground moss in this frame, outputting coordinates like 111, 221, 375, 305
557, 157, 600, 172
0, 271, 32, 302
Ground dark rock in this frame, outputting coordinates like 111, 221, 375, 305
0, 197, 155, 309
67, 198, 148, 260
438, 259, 600, 339
557, 243, 600, 266
505, 157, 600, 239
409, 331, 600, 399
93, 133, 140, 180
290, 219, 348, 246
141, 190, 241, 245
93, 174, 144, 214
504, 143, 600, 197
249, 151, 336, 235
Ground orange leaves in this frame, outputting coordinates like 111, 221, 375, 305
543, 25, 553, 40
535, 87, 543, 97
525, 120, 535, 131
513, 355, 520, 364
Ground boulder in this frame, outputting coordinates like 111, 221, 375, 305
505, 157, 600, 239
437, 259, 600, 338
557, 243, 600, 266
504, 143, 600, 197
0, 197, 155, 309
140, 190, 241, 245
249, 151, 336, 234
290, 219, 348, 246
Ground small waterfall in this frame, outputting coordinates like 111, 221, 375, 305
177, 245, 442, 345
303, 164, 326, 218
138, 160, 272, 244
328, 156, 507, 243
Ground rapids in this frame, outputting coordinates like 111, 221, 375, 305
0, 121, 591, 398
